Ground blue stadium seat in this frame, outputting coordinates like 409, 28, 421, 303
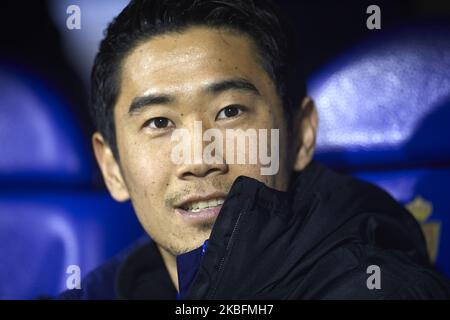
0, 63, 144, 299
309, 22, 450, 278
0, 65, 92, 185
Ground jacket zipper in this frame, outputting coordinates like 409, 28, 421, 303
207, 201, 249, 299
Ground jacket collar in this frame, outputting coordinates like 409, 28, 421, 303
183, 161, 324, 299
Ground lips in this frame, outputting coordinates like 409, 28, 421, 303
182, 198, 225, 212
175, 192, 227, 211
175, 192, 227, 222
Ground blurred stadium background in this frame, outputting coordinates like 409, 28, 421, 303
0, 0, 449, 299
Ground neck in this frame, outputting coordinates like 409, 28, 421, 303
157, 245, 179, 292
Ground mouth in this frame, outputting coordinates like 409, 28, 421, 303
174, 192, 227, 222
180, 198, 225, 212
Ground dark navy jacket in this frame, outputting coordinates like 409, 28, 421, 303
58, 161, 450, 299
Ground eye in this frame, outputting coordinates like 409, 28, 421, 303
144, 117, 175, 129
216, 105, 244, 120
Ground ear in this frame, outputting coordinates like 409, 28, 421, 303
293, 96, 318, 171
92, 132, 130, 202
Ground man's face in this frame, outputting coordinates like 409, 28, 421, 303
101, 27, 301, 255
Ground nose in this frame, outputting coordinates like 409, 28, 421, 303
176, 161, 228, 180
174, 120, 228, 180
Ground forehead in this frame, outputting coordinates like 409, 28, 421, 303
118, 26, 275, 101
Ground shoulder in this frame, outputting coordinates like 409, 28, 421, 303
304, 162, 430, 261
292, 163, 450, 299
308, 243, 450, 299
309, 162, 402, 213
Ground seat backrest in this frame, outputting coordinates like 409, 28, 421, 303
309, 23, 450, 170
0, 64, 93, 185
309, 22, 450, 277
0, 63, 144, 299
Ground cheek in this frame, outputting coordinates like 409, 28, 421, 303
120, 137, 174, 199
238, 109, 291, 190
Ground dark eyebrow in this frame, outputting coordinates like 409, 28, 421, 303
204, 78, 261, 96
128, 94, 175, 115
128, 78, 260, 115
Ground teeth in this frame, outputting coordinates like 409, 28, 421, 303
183, 198, 225, 212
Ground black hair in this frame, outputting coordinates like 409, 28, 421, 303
90, 0, 306, 158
